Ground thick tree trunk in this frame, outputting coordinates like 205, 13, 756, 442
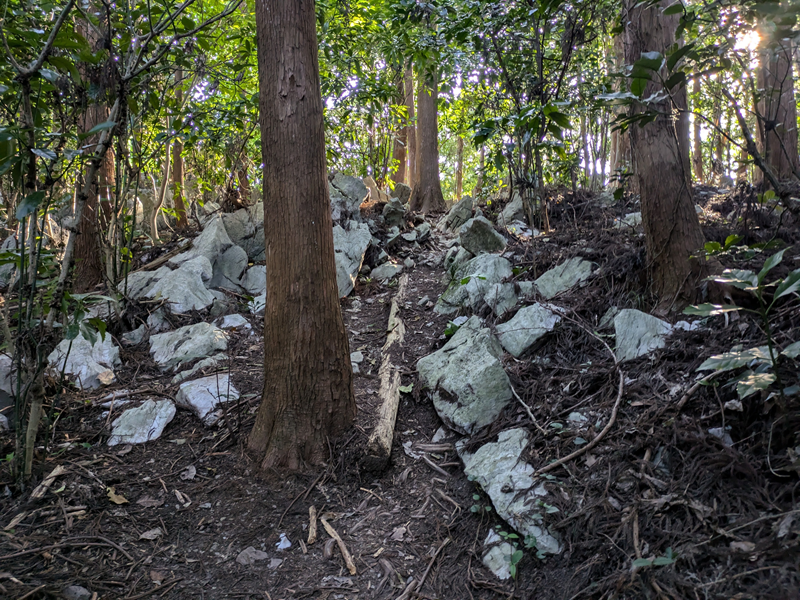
248, 0, 355, 471
455, 136, 463, 201
391, 73, 407, 184
409, 71, 446, 214
624, 0, 708, 313
404, 68, 417, 189
692, 77, 704, 184
756, 37, 799, 184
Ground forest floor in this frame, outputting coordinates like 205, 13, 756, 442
1, 184, 800, 600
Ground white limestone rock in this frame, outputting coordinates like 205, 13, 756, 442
149, 322, 228, 371
534, 257, 593, 299
329, 172, 368, 222
48, 333, 120, 390
371, 262, 403, 282
435, 254, 513, 315
459, 216, 507, 255
614, 309, 673, 362
107, 400, 176, 446
495, 304, 561, 357
176, 374, 240, 425
241, 265, 267, 296
145, 256, 216, 313
333, 221, 372, 297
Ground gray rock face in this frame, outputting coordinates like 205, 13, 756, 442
417, 316, 512, 434
329, 173, 368, 222
482, 531, 514, 580
241, 265, 267, 296
121, 266, 171, 299
48, 333, 120, 389
171, 216, 233, 267
439, 195, 473, 231
503, 219, 536, 239
391, 182, 412, 204
107, 400, 176, 446
483, 283, 518, 317
176, 374, 240, 425
370, 262, 403, 281
149, 322, 228, 371
62, 585, 93, 600
145, 256, 216, 313
382, 198, 406, 228
121, 325, 148, 346
0, 235, 18, 289
614, 212, 642, 229
435, 254, 513, 315
459, 216, 507, 255
0, 352, 15, 397
416, 222, 431, 243
458, 428, 562, 555
209, 245, 248, 291
497, 192, 525, 225
218, 314, 251, 332
534, 257, 592, 299
443, 246, 473, 279
496, 304, 561, 357
171, 353, 227, 385
614, 309, 672, 362
222, 205, 265, 261
333, 221, 372, 297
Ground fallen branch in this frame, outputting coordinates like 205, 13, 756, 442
320, 517, 357, 575
307, 506, 318, 545
30, 464, 68, 500
396, 537, 450, 600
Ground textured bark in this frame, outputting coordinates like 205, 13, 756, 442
391, 73, 407, 184
692, 77, 704, 184
237, 164, 251, 204
248, 0, 355, 471
172, 69, 188, 229
756, 38, 799, 183
404, 68, 417, 189
472, 146, 485, 197
455, 136, 463, 201
624, 0, 707, 312
409, 71, 446, 214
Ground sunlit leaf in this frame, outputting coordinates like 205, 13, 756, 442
697, 346, 771, 372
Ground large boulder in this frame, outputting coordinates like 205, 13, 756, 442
145, 256, 216, 313
438, 195, 473, 232
497, 191, 525, 226
417, 316, 512, 434
170, 216, 233, 267
382, 199, 406, 228
614, 309, 673, 362
241, 265, 267, 296
48, 333, 120, 389
534, 257, 593, 299
222, 205, 265, 261
364, 176, 390, 203
495, 304, 561, 357
458, 428, 562, 555
149, 322, 227, 371
483, 283, 518, 317
391, 182, 412, 204
120, 266, 172, 299
176, 374, 240, 426
371, 262, 403, 281
435, 254, 513, 315
107, 400, 176, 446
208, 245, 248, 291
329, 173, 368, 222
459, 216, 507, 255
333, 221, 372, 297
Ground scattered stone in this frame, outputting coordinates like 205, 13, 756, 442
350, 352, 364, 364
613, 309, 672, 362
418, 295, 430, 306
483, 283, 518, 317
236, 546, 269, 566
333, 221, 372, 297
121, 266, 171, 299
391, 182, 412, 204
598, 306, 620, 330
171, 353, 227, 385
416, 222, 431, 242
401, 231, 417, 243
482, 530, 514, 580
241, 265, 267, 296
147, 308, 170, 333
497, 191, 525, 225
417, 316, 512, 434
222, 205, 265, 261
364, 175, 389, 203
329, 172, 368, 222
459, 216, 507, 255
708, 426, 733, 446
503, 220, 536, 239
175, 374, 240, 426
218, 314, 252, 332
495, 304, 561, 357
62, 585, 92, 600
403, 258, 415, 269
145, 256, 216, 313
458, 428, 562, 555
170, 216, 233, 268
48, 333, 120, 389
534, 257, 593, 299
122, 325, 148, 346
107, 400, 176, 446
371, 262, 403, 281
209, 245, 248, 291
1, 352, 16, 397
439, 195, 473, 232
382, 198, 406, 228
149, 323, 227, 371
435, 254, 513, 315
0, 235, 18, 290
614, 212, 642, 229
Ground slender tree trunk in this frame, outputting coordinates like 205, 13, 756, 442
238, 163, 251, 204
172, 69, 188, 228
692, 77, 704, 184
409, 70, 446, 213
624, 0, 708, 312
455, 136, 464, 201
756, 37, 799, 184
248, 0, 355, 471
149, 142, 170, 242
404, 68, 417, 189
472, 146, 485, 197
391, 73, 407, 184
610, 34, 632, 188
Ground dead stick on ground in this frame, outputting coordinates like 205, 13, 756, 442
30, 464, 68, 500
536, 369, 624, 475
320, 517, 357, 575
307, 506, 318, 545
396, 537, 450, 600
676, 372, 719, 411
510, 385, 547, 436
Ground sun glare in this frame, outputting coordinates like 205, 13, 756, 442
735, 30, 760, 50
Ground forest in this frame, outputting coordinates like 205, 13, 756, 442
0, 0, 799, 598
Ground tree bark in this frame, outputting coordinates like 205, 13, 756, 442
624, 0, 708, 313
756, 37, 799, 184
237, 163, 251, 204
404, 68, 417, 189
391, 72, 407, 184
409, 70, 446, 214
172, 69, 188, 229
472, 145, 485, 197
692, 77, 704, 184
455, 136, 464, 201
248, 0, 356, 471
610, 35, 632, 187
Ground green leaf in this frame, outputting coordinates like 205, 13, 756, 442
666, 42, 695, 71
511, 549, 523, 563
399, 384, 414, 394
78, 120, 116, 140
652, 555, 677, 566
663, 3, 684, 15
0, 156, 18, 177
460, 277, 471, 285
737, 371, 776, 399
548, 111, 571, 129
682, 303, 741, 317
88, 317, 107, 342
635, 51, 663, 72
774, 269, 800, 300
664, 71, 686, 90
758, 249, 786, 284
704, 241, 723, 254
723, 234, 742, 249
633, 558, 653, 567
712, 269, 758, 290
16, 191, 46, 219
697, 346, 771, 372
631, 77, 648, 97
781, 341, 800, 359
40, 68, 60, 83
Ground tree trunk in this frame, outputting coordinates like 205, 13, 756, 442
391, 73, 407, 184
149, 142, 171, 242
455, 136, 464, 201
610, 35, 632, 187
404, 68, 417, 189
409, 70, 446, 214
238, 163, 251, 204
624, 0, 708, 313
692, 77, 704, 184
172, 69, 188, 229
248, 0, 356, 471
472, 145, 485, 197
756, 37, 799, 184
